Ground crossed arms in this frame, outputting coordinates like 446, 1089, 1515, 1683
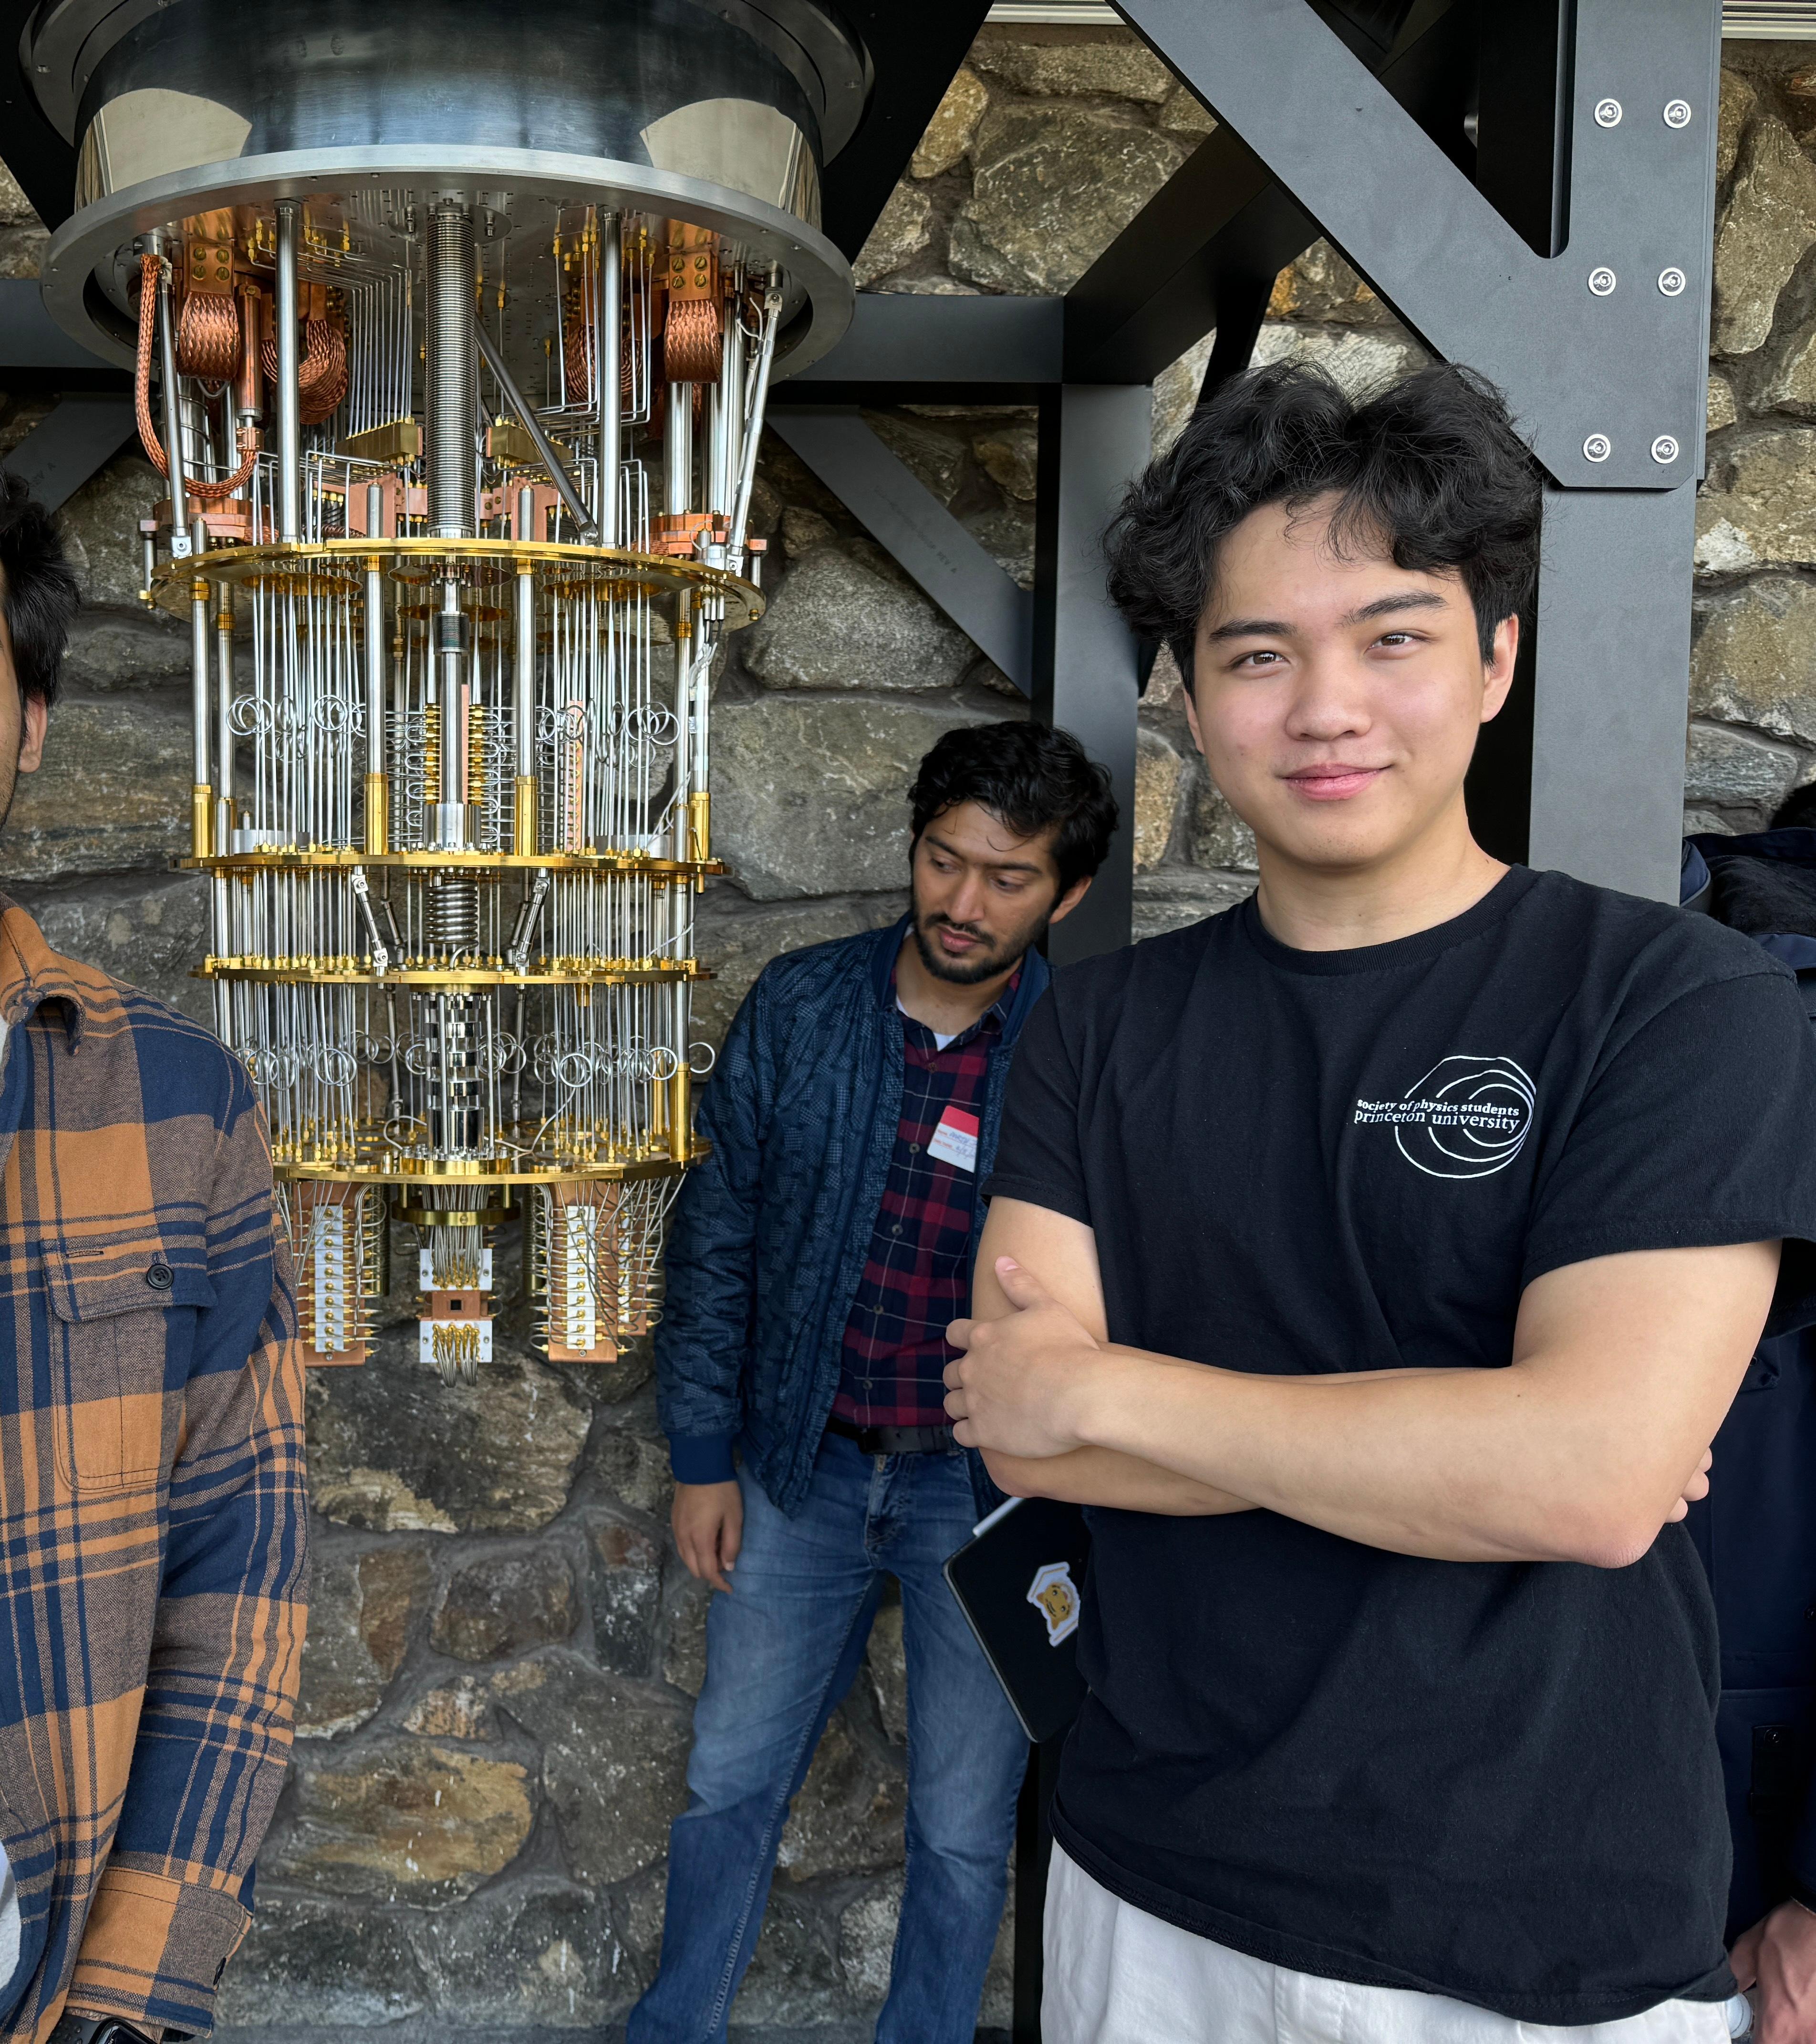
944, 1198, 1779, 1568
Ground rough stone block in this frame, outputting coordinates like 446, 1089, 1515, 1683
402, 1674, 495, 1741
57, 452, 163, 608
491, 1649, 691, 1887
415, 1875, 640, 2027
1152, 333, 1215, 457
1714, 112, 1816, 356
1188, 771, 1259, 873
950, 104, 1186, 296
711, 695, 995, 901
1684, 720, 1804, 812
213, 1890, 430, 2029
10, 692, 193, 879
1251, 322, 1427, 399
960, 504, 1036, 590
853, 185, 935, 289
595, 1420, 676, 1519
62, 604, 190, 692
913, 67, 990, 178
274, 1738, 534, 1903
970, 30, 1175, 103
307, 1332, 591, 1534
865, 411, 968, 505
586, 1508, 665, 1675
295, 1548, 387, 1742
729, 1882, 849, 2027
692, 886, 908, 1048
1720, 69, 1758, 186
1710, 372, 1739, 432
1134, 729, 1183, 872
431, 1547, 580, 1663
663, 1573, 712, 1697
1268, 241, 1386, 327
744, 543, 975, 694
865, 1600, 908, 1748
781, 506, 836, 557
1693, 575, 1816, 742
1159, 84, 1217, 136
1133, 868, 1256, 942
1697, 427, 1816, 570
776, 1712, 906, 1882
974, 420, 1038, 502
9, 871, 210, 1025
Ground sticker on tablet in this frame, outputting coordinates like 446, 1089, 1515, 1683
927, 1106, 980, 1172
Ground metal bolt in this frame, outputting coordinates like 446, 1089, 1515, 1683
1583, 434, 1613, 463
1594, 98, 1622, 127
1588, 267, 1618, 297
1658, 267, 1687, 297
1663, 98, 1693, 129
1651, 435, 1680, 464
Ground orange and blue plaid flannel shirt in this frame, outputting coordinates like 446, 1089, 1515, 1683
0, 896, 306, 2042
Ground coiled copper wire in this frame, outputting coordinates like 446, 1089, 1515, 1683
562, 280, 643, 406
133, 252, 260, 501
176, 289, 239, 382
260, 301, 349, 425
663, 294, 722, 385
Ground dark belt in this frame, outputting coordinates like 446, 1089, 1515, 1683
825, 1415, 955, 1456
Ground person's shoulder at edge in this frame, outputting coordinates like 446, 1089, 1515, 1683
47, 953, 260, 1131
1520, 864, 1800, 997
744, 917, 898, 1008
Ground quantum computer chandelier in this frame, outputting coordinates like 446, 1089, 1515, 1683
30, 0, 862, 1377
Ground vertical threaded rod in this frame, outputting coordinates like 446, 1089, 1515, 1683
426, 205, 476, 539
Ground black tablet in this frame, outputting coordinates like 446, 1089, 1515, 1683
944, 1495, 1091, 1745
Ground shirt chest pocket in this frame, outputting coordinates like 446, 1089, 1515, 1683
43, 1249, 215, 1491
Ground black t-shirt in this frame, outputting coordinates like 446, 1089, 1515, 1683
986, 867, 1816, 2024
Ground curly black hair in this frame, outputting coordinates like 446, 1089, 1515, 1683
1104, 361, 1543, 685
908, 720, 1118, 895
0, 471, 78, 709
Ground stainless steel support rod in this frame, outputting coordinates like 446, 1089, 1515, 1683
596, 212, 621, 545
214, 579, 234, 824
515, 486, 535, 780
729, 273, 782, 555
156, 258, 193, 558
190, 526, 210, 788
426, 205, 476, 539
475, 324, 597, 541
273, 200, 301, 543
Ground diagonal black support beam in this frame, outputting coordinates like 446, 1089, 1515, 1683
778, 292, 1063, 400
1062, 0, 1475, 386
1, 393, 136, 512
1112, 0, 1717, 495
769, 406, 1035, 692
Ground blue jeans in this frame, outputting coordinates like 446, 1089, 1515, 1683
627, 1431, 1027, 2044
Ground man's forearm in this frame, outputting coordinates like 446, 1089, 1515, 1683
985, 1442, 1254, 1515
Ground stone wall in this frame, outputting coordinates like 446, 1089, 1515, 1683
4, 26, 1811, 2042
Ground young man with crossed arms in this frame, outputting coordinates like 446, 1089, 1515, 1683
947, 364, 1816, 2044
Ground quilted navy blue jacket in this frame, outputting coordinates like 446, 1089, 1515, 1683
656, 916, 1049, 1518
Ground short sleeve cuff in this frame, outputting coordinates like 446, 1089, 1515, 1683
977, 1174, 1094, 1229
669, 1433, 737, 1485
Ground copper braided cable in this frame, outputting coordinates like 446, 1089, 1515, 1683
175, 289, 239, 382
663, 294, 722, 385
260, 304, 349, 424
562, 281, 642, 404
133, 252, 260, 503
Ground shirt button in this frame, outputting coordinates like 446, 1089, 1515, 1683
145, 1262, 174, 1292
892, 1225, 902, 1236
909, 1143, 920, 1154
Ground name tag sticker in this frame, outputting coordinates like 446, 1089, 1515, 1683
927, 1106, 980, 1173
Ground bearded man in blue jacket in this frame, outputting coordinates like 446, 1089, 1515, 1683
628, 720, 1116, 2044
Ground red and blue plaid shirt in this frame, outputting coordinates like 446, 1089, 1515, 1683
834, 973, 1017, 1431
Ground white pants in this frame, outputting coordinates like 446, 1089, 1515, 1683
1042, 1844, 1734, 2044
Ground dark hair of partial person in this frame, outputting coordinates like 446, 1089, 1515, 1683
1102, 361, 1544, 687
0, 473, 78, 711
1771, 784, 1816, 831
908, 721, 1118, 896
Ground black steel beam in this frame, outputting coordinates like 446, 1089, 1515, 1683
2, 393, 136, 512
768, 406, 1034, 692
814, 0, 992, 263
0, 279, 126, 388
1063, 0, 1475, 386
775, 292, 1063, 400
1033, 385, 1150, 963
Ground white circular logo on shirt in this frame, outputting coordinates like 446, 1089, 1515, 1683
1353, 1055, 1536, 1180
